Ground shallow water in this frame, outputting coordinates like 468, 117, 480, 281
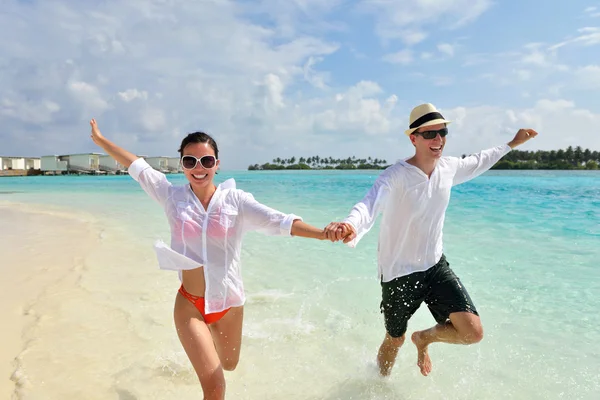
1, 169, 599, 399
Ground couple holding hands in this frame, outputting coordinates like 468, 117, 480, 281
90, 102, 538, 400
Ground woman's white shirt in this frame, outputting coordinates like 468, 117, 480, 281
128, 158, 302, 313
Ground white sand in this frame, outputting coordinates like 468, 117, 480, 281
0, 202, 189, 399
0, 203, 99, 399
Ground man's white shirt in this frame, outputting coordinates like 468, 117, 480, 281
342, 144, 512, 282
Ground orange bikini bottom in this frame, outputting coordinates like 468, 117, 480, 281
178, 285, 230, 324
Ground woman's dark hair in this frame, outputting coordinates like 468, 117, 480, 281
178, 131, 219, 159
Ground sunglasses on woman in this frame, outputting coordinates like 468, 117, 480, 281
181, 155, 217, 170
415, 127, 448, 140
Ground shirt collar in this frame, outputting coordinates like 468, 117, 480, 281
217, 178, 236, 190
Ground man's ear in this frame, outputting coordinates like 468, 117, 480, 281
409, 134, 417, 147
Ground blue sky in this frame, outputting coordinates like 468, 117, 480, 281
1, 0, 599, 169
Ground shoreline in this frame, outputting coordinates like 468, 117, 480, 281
0, 203, 101, 398
0, 200, 183, 399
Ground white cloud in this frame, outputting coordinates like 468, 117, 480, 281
437, 43, 455, 57
67, 81, 110, 115
139, 108, 168, 134
118, 89, 148, 102
382, 49, 413, 65
522, 50, 548, 66
244, 0, 345, 38
313, 83, 398, 135
433, 76, 454, 86
575, 65, 600, 88
549, 27, 600, 50
401, 31, 428, 45
358, 0, 493, 43
520, 43, 569, 70
515, 69, 532, 81
303, 56, 330, 89
584, 6, 600, 17
0, 97, 61, 124
442, 100, 600, 155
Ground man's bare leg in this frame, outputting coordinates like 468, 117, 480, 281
377, 332, 405, 376
411, 312, 483, 376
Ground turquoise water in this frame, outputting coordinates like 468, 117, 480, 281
1, 170, 599, 399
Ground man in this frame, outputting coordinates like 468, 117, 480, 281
325, 103, 538, 377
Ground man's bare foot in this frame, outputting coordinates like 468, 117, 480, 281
377, 356, 392, 377
411, 331, 432, 376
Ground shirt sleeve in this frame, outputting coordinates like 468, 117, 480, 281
341, 167, 396, 248
239, 192, 302, 236
452, 144, 511, 186
128, 158, 172, 206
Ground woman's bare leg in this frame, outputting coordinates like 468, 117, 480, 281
209, 306, 244, 371
174, 293, 226, 400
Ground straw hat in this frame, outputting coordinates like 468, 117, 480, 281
404, 103, 452, 136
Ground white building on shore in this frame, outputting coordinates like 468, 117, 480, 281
67, 153, 101, 172
41, 155, 69, 174
167, 157, 182, 173
145, 156, 170, 173
0, 156, 41, 171
32, 153, 180, 175
99, 155, 126, 174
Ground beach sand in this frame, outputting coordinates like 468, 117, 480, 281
0, 203, 99, 398
0, 202, 189, 399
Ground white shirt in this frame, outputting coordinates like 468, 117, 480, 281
342, 144, 511, 282
128, 158, 302, 313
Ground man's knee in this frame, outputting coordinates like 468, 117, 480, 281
386, 332, 406, 347
462, 325, 484, 344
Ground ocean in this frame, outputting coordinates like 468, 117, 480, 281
1, 169, 599, 399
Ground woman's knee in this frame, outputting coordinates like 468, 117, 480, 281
199, 372, 226, 400
221, 357, 239, 371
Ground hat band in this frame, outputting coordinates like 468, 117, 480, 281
409, 111, 444, 129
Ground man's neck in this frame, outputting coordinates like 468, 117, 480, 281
405, 154, 438, 177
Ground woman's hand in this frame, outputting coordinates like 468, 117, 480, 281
90, 118, 106, 146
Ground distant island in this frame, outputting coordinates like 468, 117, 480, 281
248, 146, 599, 171
248, 156, 389, 171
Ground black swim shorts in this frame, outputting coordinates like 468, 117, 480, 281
379, 255, 479, 338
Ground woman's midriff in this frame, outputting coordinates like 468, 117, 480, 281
181, 267, 206, 297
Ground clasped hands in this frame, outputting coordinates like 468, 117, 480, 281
323, 222, 356, 243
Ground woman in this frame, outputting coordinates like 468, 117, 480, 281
89, 119, 328, 399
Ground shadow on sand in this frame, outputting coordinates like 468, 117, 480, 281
317, 376, 406, 400
116, 389, 138, 400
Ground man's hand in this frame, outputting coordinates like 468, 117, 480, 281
508, 128, 538, 149
324, 221, 356, 243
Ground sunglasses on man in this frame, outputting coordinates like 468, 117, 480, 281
181, 155, 217, 170
414, 127, 448, 140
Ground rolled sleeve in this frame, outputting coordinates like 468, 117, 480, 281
128, 157, 151, 181
240, 192, 301, 236
341, 168, 394, 247
128, 157, 172, 205
452, 144, 512, 186
280, 213, 303, 236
